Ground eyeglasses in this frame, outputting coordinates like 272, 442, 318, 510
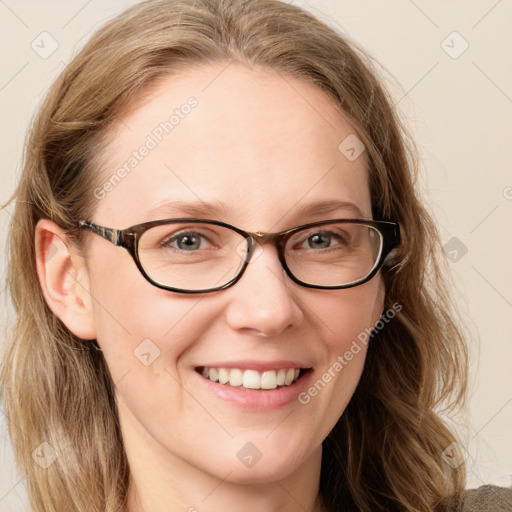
78, 218, 400, 294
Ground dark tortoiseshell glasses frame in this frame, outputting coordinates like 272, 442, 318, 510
78, 218, 401, 294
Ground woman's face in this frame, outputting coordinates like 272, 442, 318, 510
81, 63, 384, 485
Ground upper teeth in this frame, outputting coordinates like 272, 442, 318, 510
201, 367, 301, 390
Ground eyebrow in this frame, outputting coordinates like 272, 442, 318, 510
143, 198, 366, 222
293, 199, 365, 219
143, 199, 231, 219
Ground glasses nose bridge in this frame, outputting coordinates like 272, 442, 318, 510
242, 231, 288, 278
249, 231, 285, 250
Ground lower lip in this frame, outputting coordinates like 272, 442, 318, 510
194, 370, 313, 411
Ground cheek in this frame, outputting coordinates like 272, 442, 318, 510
297, 281, 382, 430
89, 275, 222, 449
87, 251, 219, 382
311, 279, 382, 353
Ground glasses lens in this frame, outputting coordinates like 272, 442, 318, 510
138, 222, 248, 291
284, 222, 382, 287
137, 221, 383, 291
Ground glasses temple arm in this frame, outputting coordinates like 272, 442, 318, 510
78, 220, 124, 246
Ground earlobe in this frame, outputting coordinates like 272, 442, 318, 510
35, 219, 97, 340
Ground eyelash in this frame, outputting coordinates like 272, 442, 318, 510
161, 229, 349, 252
162, 230, 216, 250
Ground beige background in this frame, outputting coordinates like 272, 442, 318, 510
1, 0, 511, 509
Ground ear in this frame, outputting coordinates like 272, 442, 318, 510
35, 219, 97, 340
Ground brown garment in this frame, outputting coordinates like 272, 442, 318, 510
459, 485, 512, 511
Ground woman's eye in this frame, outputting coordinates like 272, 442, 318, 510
302, 231, 347, 250
165, 232, 209, 251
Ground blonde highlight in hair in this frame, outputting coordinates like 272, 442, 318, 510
2, 1, 467, 510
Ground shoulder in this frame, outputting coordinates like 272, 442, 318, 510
458, 485, 512, 511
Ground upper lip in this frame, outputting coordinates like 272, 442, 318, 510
196, 360, 313, 371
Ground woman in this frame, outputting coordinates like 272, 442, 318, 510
1, 0, 511, 511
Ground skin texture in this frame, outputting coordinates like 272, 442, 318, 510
35, 63, 385, 512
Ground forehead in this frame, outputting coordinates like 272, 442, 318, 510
94, 62, 371, 229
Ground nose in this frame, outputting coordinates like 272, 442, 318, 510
224, 243, 303, 337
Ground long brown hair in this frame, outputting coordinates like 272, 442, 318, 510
1, 1, 468, 510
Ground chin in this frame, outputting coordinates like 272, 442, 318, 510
224, 462, 300, 485
209, 443, 314, 485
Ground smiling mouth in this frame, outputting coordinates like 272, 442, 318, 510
197, 366, 311, 390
